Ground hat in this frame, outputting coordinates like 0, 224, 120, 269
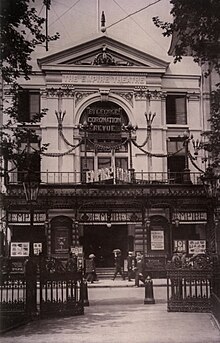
89, 254, 95, 258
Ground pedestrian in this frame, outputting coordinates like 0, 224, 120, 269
127, 251, 134, 281
86, 254, 96, 283
134, 253, 145, 287
112, 252, 124, 280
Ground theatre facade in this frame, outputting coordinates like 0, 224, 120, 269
4, 35, 216, 273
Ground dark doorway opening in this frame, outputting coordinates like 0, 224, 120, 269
83, 225, 128, 267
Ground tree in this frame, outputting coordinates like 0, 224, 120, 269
0, 0, 59, 176
153, 0, 220, 168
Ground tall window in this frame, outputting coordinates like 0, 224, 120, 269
167, 138, 185, 183
166, 94, 187, 124
18, 89, 40, 122
18, 136, 41, 182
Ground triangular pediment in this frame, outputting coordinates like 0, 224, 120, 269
38, 36, 169, 71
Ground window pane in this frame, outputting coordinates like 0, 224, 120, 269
167, 155, 185, 183
115, 157, 128, 170
98, 157, 111, 169
81, 157, 94, 171
18, 90, 29, 122
166, 95, 186, 124
175, 97, 186, 124
166, 95, 176, 124
30, 93, 40, 120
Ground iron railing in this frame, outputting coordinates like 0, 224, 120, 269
7, 171, 203, 185
166, 254, 213, 313
0, 257, 84, 333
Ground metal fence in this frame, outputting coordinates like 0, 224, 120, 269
7, 171, 203, 185
0, 257, 84, 333
166, 254, 213, 313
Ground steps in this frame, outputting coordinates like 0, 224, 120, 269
96, 267, 115, 280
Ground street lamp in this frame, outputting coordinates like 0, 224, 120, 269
183, 130, 191, 184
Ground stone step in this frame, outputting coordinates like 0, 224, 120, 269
96, 268, 115, 279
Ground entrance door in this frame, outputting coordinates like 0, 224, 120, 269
83, 225, 128, 267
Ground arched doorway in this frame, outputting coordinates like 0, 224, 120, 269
78, 100, 131, 182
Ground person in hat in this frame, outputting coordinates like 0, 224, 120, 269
134, 253, 145, 287
86, 254, 96, 283
112, 251, 124, 280
127, 251, 134, 281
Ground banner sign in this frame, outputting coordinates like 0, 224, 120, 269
8, 212, 46, 224
86, 167, 131, 183
172, 211, 207, 223
79, 211, 142, 223
80, 102, 128, 138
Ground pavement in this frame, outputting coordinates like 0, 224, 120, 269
1, 278, 220, 343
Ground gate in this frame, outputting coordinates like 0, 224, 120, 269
39, 257, 84, 318
0, 256, 84, 333
166, 254, 213, 312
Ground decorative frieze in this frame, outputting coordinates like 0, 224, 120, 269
134, 88, 163, 101
75, 91, 96, 105
112, 91, 133, 107
46, 87, 75, 98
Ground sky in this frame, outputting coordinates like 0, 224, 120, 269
30, 0, 199, 75
34, 0, 172, 60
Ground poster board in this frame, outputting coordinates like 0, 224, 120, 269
174, 240, 187, 253
188, 240, 206, 254
151, 230, 164, 250
10, 242, 30, 257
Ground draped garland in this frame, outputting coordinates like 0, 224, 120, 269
43, 110, 204, 171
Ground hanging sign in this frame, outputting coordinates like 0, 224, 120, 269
80, 102, 128, 139
79, 211, 142, 223
86, 167, 131, 183
172, 211, 207, 223
8, 212, 46, 224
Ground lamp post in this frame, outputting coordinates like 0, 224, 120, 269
183, 130, 191, 184
23, 178, 40, 256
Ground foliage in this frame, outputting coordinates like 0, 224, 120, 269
1, 0, 58, 82
153, 0, 220, 73
153, 0, 220, 168
0, 0, 59, 175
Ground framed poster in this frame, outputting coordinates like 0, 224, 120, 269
10, 242, 30, 257
174, 240, 187, 253
188, 240, 206, 254
151, 230, 164, 250
54, 228, 69, 253
33, 242, 42, 255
